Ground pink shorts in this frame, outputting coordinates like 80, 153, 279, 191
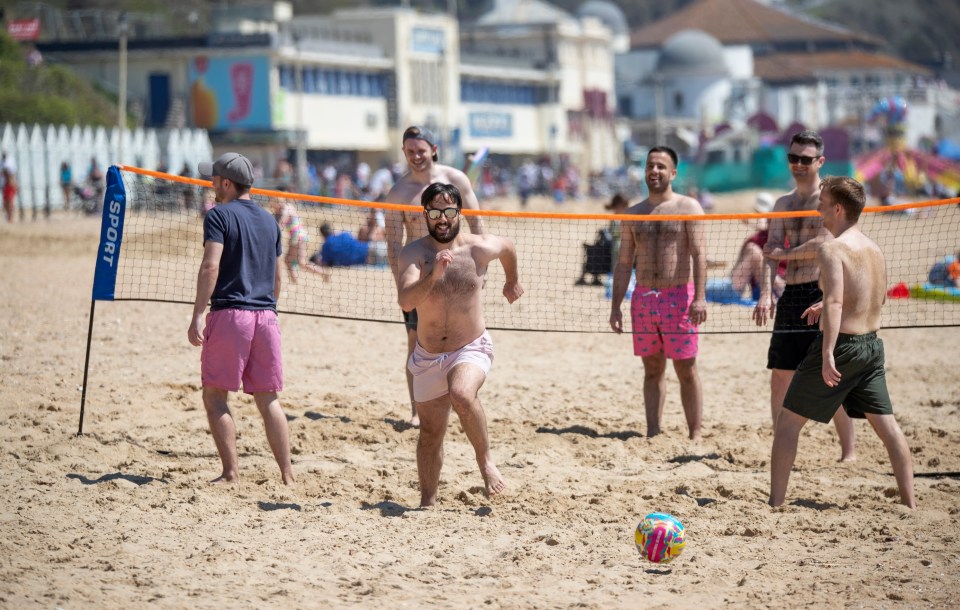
630, 283, 699, 360
407, 331, 493, 402
201, 309, 283, 393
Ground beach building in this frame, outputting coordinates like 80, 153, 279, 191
34, 0, 623, 181
617, 0, 947, 157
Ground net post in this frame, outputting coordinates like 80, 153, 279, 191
77, 299, 97, 436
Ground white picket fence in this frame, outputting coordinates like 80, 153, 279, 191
2, 123, 212, 212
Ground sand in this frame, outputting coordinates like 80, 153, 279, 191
1, 192, 959, 609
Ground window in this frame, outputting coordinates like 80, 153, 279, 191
412, 61, 444, 105
316, 68, 327, 94
279, 65, 294, 91
459, 78, 547, 106
303, 68, 315, 93
278, 62, 389, 98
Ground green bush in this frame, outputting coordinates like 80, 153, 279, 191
0, 31, 119, 126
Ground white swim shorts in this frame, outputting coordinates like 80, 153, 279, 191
407, 331, 494, 402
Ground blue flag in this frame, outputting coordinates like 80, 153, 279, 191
91, 166, 127, 301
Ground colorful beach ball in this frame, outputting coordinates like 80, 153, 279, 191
635, 512, 686, 564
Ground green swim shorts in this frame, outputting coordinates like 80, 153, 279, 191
782, 331, 894, 423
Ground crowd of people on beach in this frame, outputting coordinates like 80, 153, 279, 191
182, 126, 922, 512
5, 121, 946, 514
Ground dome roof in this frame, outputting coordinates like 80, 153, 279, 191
656, 29, 728, 76
576, 0, 628, 36
477, 0, 575, 26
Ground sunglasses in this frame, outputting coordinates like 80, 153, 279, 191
425, 207, 459, 220
787, 153, 820, 166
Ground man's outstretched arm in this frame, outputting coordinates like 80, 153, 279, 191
495, 236, 523, 303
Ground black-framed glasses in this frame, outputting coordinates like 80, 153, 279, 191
787, 153, 820, 166
425, 207, 459, 220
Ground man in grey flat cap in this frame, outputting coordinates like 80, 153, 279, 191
188, 152, 294, 485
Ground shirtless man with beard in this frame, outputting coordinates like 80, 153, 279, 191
610, 146, 707, 440
385, 126, 485, 427
397, 182, 522, 507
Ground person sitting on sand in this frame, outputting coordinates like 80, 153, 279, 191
310, 222, 387, 270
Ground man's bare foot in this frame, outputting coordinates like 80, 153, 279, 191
646, 428, 661, 438
211, 473, 239, 485
689, 431, 703, 442
838, 453, 856, 463
281, 473, 295, 485
481, 462, 506, 497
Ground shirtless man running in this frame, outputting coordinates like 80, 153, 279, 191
754, 130, 855, 461
769, 176, 914, 508
385, 126, 485, 427
610, 146, 707, 440
397, 182, 522, 507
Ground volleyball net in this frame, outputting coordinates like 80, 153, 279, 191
92, 165, 960, 336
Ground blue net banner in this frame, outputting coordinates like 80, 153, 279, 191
91, 166, 127, 301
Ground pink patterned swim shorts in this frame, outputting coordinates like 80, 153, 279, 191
630, 283, 698, 360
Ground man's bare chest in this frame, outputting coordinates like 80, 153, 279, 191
633, 218, 684, 242
423, 255, 483, 298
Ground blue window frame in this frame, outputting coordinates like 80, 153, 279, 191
459, 78, 546, 106
279, 64, 389, 98
303, 68, 315, 93
279, 65, 293, 90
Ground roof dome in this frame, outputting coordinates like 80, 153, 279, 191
656, 29, 728, 76
576, 0, 628, 36
478, 0, 575, 26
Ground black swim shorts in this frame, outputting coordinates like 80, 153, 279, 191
767, 281, 821, 370
402, 308, 418, 331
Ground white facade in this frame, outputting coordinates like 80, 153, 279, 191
616, 27, 951, 152
461, 12, 620, 171
320, 8, 460, 149
763, 85, 819, 130
271, 30, 394, 153
40, 4, 623, 174
616, 32, 741, 133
